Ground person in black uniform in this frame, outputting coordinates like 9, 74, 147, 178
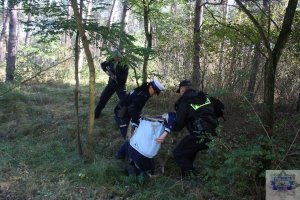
95, 50, 128, 118
156, 80, 221, 177
114, 79, 165, 161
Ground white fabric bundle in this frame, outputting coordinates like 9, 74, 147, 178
130, 118, 165, 158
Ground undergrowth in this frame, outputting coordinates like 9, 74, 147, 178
0, 82, 299, 200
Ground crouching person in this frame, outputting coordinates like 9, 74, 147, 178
114, 80, 165, 161
156, 80, 224, 177
126, 117, 167, 176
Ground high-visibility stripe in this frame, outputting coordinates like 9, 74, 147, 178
190, 98, 211, 110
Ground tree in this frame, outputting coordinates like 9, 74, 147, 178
235, 0, 299, 135
71, 0, 96, 161
5, 2, 17, 82
0, 0, 9, 62
119, 0, 129, 50
246, 0, 269, 102
74, 0, 84, 156
191, 0, 204, 89
142, 0, 152, 82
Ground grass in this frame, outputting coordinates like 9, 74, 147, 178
0, 81, 299, 200
0, 82, 198, 200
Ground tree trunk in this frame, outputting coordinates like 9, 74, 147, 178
263, 0, 298, 133
73, 0, 84, 157
217, 0, 228, 88
78, 0, 92, 81
119, 0, 128, 51
64, 4, 71, 49
247, 0, 268, 102
142, 0, 152, 82
101, 0, 117, 53
70, 0, 96, 161
0, 0, 8, 62
5, 4, 17, 82
235, 0, 298, 134
74, 30, 83, 156
297, 93, 300, 112
247, 44, 262, 102
24, 12, 31, 44
191, 0, 203, 89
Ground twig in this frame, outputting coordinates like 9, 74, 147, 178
204, 5, 268, 59
275, 127, 300, 169
241, 94, 270, 139
0, 56, 74, 97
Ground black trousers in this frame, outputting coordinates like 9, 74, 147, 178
173, 134, 210, 176
128, 144, 155, 175
95, 79, 126, 118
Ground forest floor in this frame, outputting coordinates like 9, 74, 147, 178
0, 82, 299, 200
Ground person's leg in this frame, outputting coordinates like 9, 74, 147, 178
173, 134, 209, 176
114, 116, 130, 159
128, 145, 155, 176
116, 141, 129, 159
95, 81, 118, 118
115, 83, 126, 101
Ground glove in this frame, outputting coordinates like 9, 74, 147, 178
130, 120, 139, 129
164, 112, 176, 133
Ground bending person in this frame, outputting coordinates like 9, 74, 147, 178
95, 50, 128, 118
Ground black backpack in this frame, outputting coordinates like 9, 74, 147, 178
209, 96, 225, 121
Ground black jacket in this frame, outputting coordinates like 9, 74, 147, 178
172, 89, 218, 135
101, 60, 128, 85
114, 83, 151, 125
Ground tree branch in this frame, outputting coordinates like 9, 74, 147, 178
272, 0, 298, 70
235, 0, 271, 55
204, 5, 267, 58
275, 127, 300, 169
0, 56, 74, 97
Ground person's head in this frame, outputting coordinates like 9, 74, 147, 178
176, 80, 192, 96
112, 49, 123, 62
149, 79, 165, 96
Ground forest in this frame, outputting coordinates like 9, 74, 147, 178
0, 0, 299, 199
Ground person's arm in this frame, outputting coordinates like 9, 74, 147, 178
155, 131, 169, 144
127, 94, 147, 127
172, 102, 189, 132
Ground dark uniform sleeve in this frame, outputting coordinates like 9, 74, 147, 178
100, 61, 111, 72
172, 101, 189, 132
127, 94, 148, 126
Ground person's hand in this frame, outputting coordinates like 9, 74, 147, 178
155, 131, 169, 144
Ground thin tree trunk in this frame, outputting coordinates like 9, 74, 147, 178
119, 0, 128, 51
142, 0, 152, 82
217, 0, 228, 88
5, 4, 17, 82
107, 0, 117, 28
247, 44, 262, 102
296, 93, 300, 112
70, 0, 96, 161
64, 4, 71, 48
247, 0, 268, 102
74, 0, 84, 157
78, 0, 92, 80
101, 0, 117, 52
191, 0, 203, 89
0, 0, 9, 62
24, 12, 31, 44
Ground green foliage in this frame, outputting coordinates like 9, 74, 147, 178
200, 133, 289, 199
14, 41, 72, 83
288, 10, 300, 58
